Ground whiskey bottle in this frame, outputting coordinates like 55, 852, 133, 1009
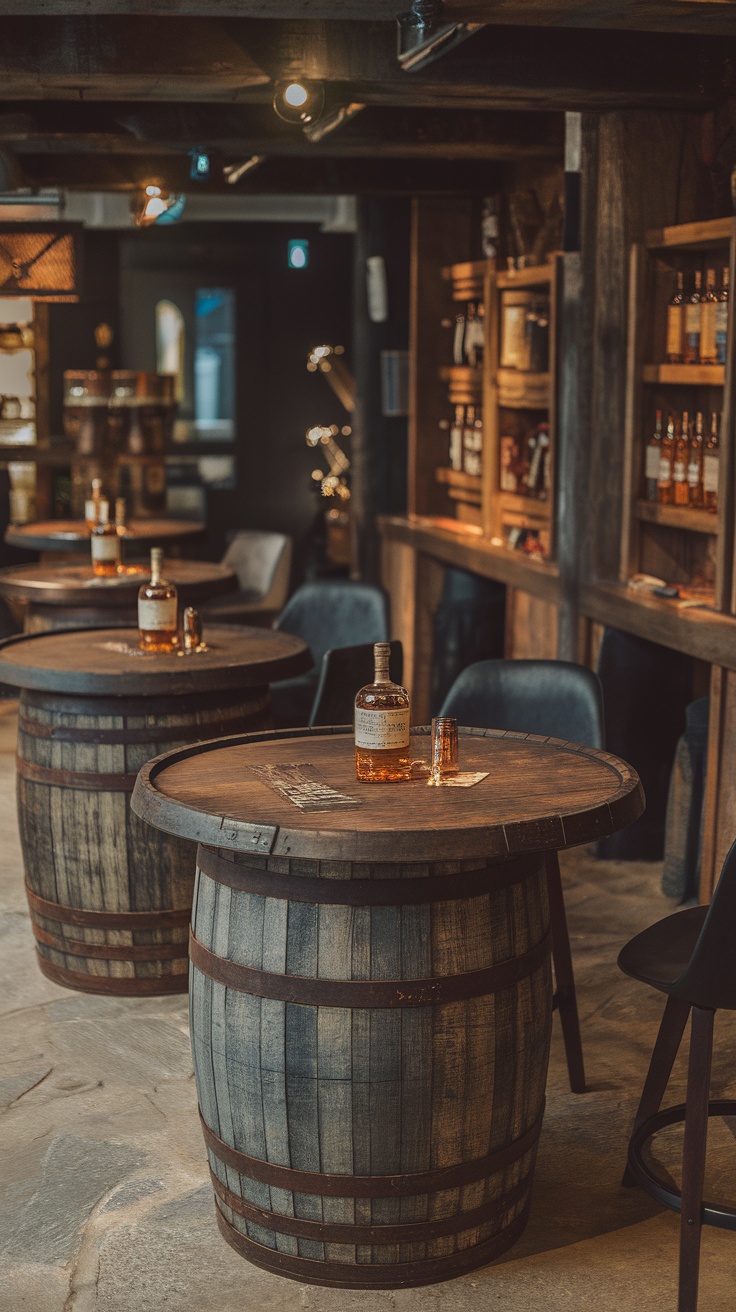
672, 411, 690, 506
658, 414, 675, 505
688, 411, 705, 507
114, 496, 126, 537
645, 410, 663, 502
84, 477, 103, 531
716, 266, 729, 365
704, 412, 720, 513
700, 268, 718, 364
683, 271, 702, 364
138, 547, 178, 652
449, 404, 464, 472
666, 271, 685, 363
354, 642, 411, 782
90, 500, 121, 576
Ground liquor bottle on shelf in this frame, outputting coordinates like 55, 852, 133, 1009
465, 301, 485, 369
354, 642, 411, 783
704, 412, 720, 513
645, 410, 663, 502
138, 547, 178, 652
658, 413, 675, 505
463, 404, 482, 477
683, 271, 702, 364
666, 271, 685, 363
688, 411, 705, 507
716, 266, 729, 366
90, 500, 120, 576
472, 406, 484, 478
452, 307, 466, 366
84, 477, 103, 531
700, 268, 718, 364
114, 496, 126, 537
449, 404, 464, 472
672, 411, 690, 506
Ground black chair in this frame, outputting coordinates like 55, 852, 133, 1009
439, 658, 606, 1095
271, 581, 390, 729
309, 641, 403, 728
618, 838, 736, 1312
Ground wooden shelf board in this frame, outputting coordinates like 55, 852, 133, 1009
645, 218, 733, 251
636, 499, 717, 535
378, 514, 560, 604
499, 491, 552, 519
436, 466, 482, 493
642, 363, 724, 386
441, 259, 492, 281
496, 263, 555, 289
581, 581, 736, 672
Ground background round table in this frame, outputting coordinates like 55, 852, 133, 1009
0, 626, 311, 996
5, 518, 204, 556
0, 559, 238, 633
132, 725, 644, 1290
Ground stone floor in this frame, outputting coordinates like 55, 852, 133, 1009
1, 701, 734, 1312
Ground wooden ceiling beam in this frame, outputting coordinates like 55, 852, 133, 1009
0, 17, 726, 111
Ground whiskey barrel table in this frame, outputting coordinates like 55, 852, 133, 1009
5, 517, 204, 556
0, 559, 237, 633
131, 725, 643, 1289
0, 627, 311, 996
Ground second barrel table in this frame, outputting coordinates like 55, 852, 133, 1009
0, 559, 238, 632
132, 725, 644, 1289
5, 517, 204, 557
0, 626, 311, 995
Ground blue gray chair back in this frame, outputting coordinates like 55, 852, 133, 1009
275, 581, 389, 672
672, 836, 736, 1011
439, 658, 605, 750
309, 641, 403, 728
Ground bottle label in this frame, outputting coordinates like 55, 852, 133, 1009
658, 455, 672, 483
673, 460, 686, 483
355, 706, 410, 750
138, 597, 177, 631
91, 534, 120, 562
700, 305, 717, 362
666, 306, 682, 358
687, 460, 701, 487
84, 499, 97, 523
703, 455, 719, 494
685, 304, 701, 335
449, 426, 463, 471
715, 302, 727, 363
645, 446, 660, 480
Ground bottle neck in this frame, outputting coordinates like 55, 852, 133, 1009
374, 662, 390, 685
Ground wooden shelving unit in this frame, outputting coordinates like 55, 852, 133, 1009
621, 216, 736, 615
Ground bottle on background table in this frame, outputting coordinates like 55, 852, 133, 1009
84, 478, 103, 531
90, 499, 120, 576
138, 547, 179, 652
354, 642, 411, 782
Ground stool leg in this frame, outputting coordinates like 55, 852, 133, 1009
546, 852, 586, 1094
678, 1006, 714, 1312
622, 994, 690, 1186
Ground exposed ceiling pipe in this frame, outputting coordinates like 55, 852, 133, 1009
397, 1, 484, 72
303, 102, 366, 145
223, 154, 266, 184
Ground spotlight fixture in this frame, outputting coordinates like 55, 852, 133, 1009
397, 1, 484, 72
188, 148, 210, 182
272, 79, 325, 126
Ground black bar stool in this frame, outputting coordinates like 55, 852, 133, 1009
618, 838, 736, 1312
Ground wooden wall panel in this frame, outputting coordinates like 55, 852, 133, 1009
505, 588, 558, 661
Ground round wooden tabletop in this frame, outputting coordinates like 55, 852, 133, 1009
0, 626, 311, 696
0, 559, 237, 608
4, 518, 204, 553
131, 725, 644, 863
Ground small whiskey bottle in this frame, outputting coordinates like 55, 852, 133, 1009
683, 271, 702, 364
355, 642, 411, 782
704, 412, 720, 513
700, 268, 718, 364
716, 266, 729, 365
138, 548, 178, 652
90, 499, 121, 576
666, 271, 685, 363
658, 414, 675, 505
645, 410, 663, 502
688, 411, 705, 507
672, 411, 690, 506
84, 477, 103, 531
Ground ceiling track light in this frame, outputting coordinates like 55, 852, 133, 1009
303, 102, 365, 145
272, 79, 325, 126
397, 1, 484, 72
223, 155, 266, 185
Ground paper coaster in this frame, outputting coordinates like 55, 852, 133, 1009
429, 771, 489, 788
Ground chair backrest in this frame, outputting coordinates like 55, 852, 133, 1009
222, 531, 292, 609
439, 658, 605, 750
309, 641, 403, 728
673, 836, 736, 1010
275, 581, 389, 670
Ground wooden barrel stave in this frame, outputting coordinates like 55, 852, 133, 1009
190, 846, 552, 1286
18, 687, 271, 994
